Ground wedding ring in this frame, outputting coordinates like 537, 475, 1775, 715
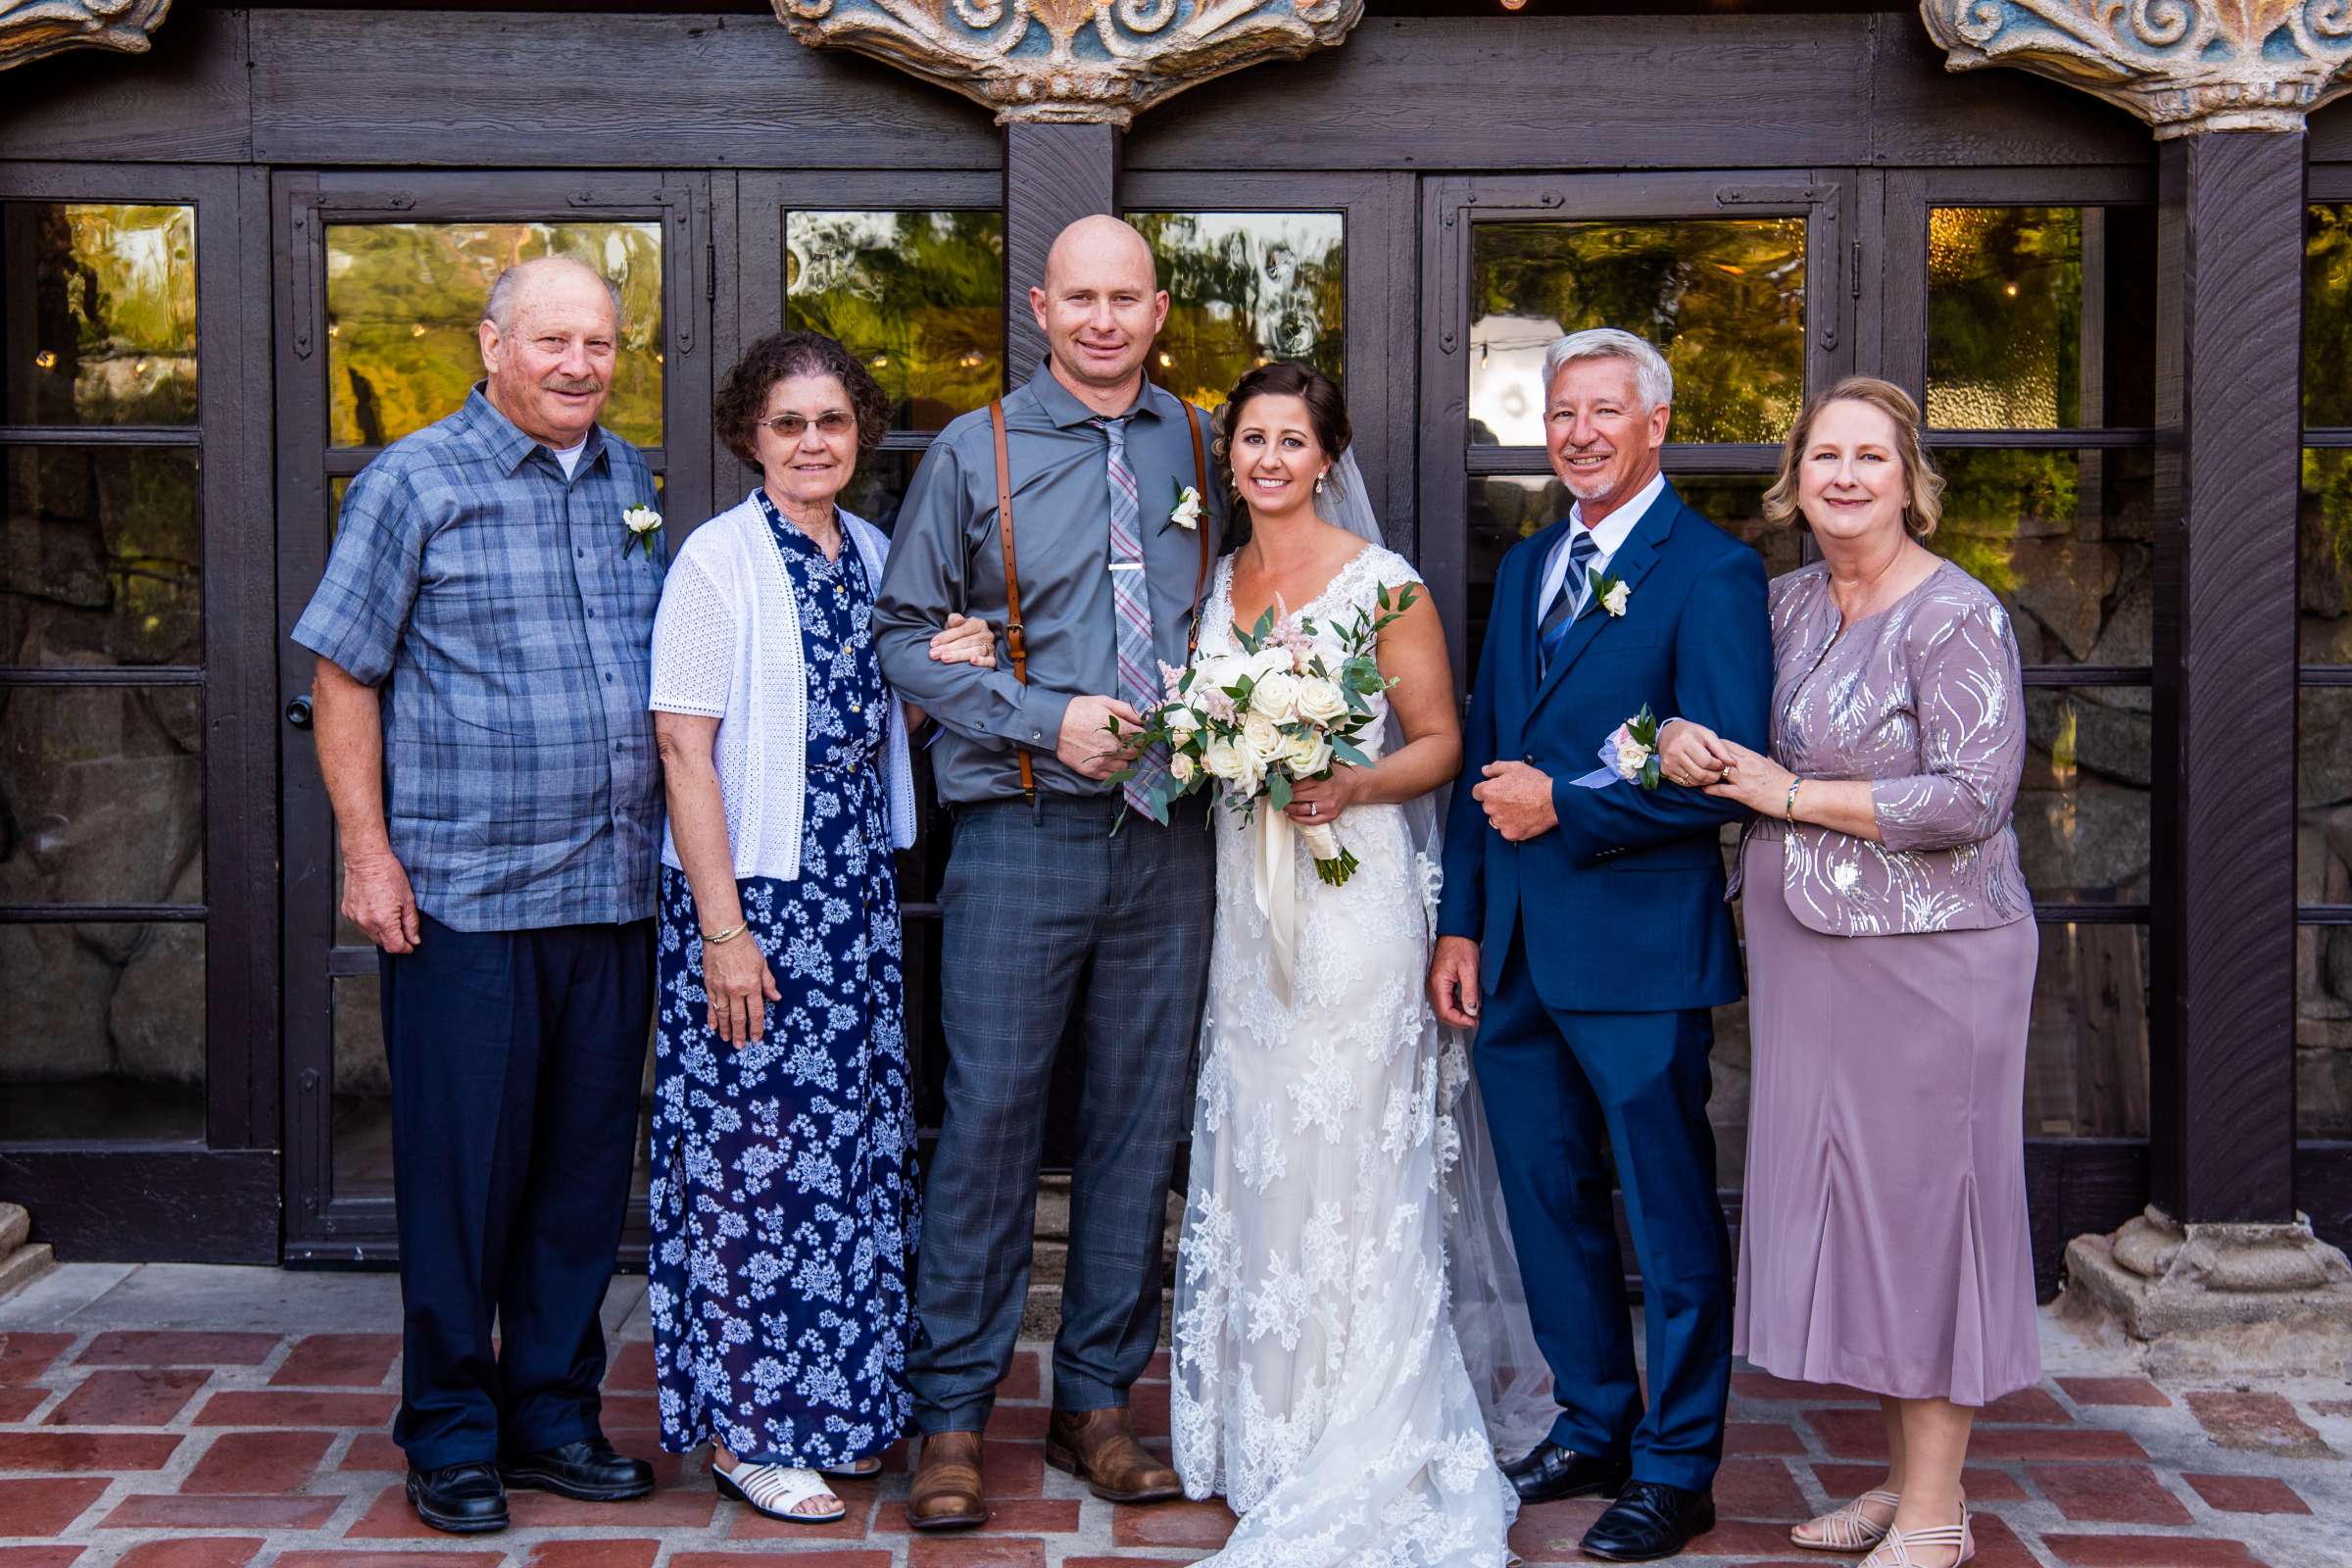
1307, 803, 1318, 817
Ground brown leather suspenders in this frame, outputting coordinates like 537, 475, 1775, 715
989, 396, 1213, 801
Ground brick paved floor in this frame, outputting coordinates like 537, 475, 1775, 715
2, 1265, 2347, 1567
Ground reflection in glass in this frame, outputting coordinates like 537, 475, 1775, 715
2302, 687, 2351, 907
1, 445, 201, 666
786, 212, 1003, 430
1131, 212, 1344, 411
1930, 448, 2154, 666
834, 449, 922, 537
1927, 206, 2156, 430
331, 974, 392, 1197
2301, 449, 2352, 664
2, 203, 197, 425
1469, 220, 1804, 445
2306, 205, 2352, 428
2026, 922, 2148, 1137
326, 221, 663, 448
0, 921, 205, 1143
2017, 687, 2149, 903
2298, 921, 2352, 1137
0, 685, 202, 906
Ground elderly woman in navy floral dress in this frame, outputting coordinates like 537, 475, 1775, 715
647, 330, 993, 1524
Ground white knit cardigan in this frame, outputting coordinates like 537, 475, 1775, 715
649, 490, 917, 881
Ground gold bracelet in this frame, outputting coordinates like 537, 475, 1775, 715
1784, 778, 1802, 829
702, 921, 748, 946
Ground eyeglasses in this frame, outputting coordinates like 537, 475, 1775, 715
760, 411, 857, 440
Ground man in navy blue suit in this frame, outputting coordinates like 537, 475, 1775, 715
1430, 328, 1771, 1562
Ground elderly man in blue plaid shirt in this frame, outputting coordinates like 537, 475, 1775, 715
292, 255, 665, 1537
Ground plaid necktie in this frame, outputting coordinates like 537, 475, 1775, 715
1096, 416, 1162, 814
1539, 526, 1601, 675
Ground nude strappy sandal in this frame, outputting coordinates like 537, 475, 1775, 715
712, 1459, 847, 1524
1792, 1489, 1900, 1551
1857, 1505, 1974, 1568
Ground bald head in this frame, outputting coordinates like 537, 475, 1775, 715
477, 255, 623, 451
484, 254, 623, 336
1031, 216, 1168, 412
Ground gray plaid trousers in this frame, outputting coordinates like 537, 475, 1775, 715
907, 795, 1214, 1431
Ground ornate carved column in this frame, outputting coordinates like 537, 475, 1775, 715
0, 0, 172, 72
1922, 1, 2352, 1371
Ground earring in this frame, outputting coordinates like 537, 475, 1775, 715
1314, 473, 1327, 495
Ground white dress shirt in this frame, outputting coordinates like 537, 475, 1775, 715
1537, 469, 1668, 623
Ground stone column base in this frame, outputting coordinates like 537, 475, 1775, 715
0, 1202, 56, 1303
2061, 1205, 2352, 1379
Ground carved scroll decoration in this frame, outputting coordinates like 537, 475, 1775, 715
0, 0, 172, 73
774, 0, 1360, 126
1920, 1, 2352, 134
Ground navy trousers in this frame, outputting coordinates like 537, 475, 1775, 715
380, 911, 653, 1469
1472, 934, 1732, 1493
908, 794, 1214, 1432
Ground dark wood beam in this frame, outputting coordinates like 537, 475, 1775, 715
2148, 129, 2304, 1226
1002, 122, 1120, 381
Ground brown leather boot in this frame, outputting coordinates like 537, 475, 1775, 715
1045, 1406, 1182, 1503
906, 1431, 986, 1531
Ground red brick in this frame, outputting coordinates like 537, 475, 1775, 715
270, 1334, 401, 1389
1732, 1372, 1876, 1403
978, 1439, 1046, 1498
99, 1494, 342, 1530
180, 1430, 334, 1494
2312, 1397, 2352, 1418
274, 1555, 504, 1568
191, 1391, 398, 1428
0, 1388, 46, 1422
1980, 1387, 2072, 1424
996, 1349, 1041, 1402
0, 1552, 83, 1567
724, 1492, 880, 1542
1970, 1426, 2149, 1461
76, 1332, 278, 1367
511, 1487, 719, 1529
1128, 1382, 1168, 1437
1110, 1496, 1239, 1548
1724, 1420, 1804, 1455
1811, 1461, 2027, 1502
2183, 1391, 2333, 1458
673, 1556, 889, 1568
2180, 1471, 2312, 1515
524, 1544, 663, 1568
604, 1341, 656, 1391
113, 1541, 265, 1568
1506, 1496, 1610, 1563
2043, 1535, 2263, 1566
0, 1336, 73, 1387
1714, 1456, 1808, 1520
0, 1477, 106, 1534
980, 1404, 1050, 1440
0, 1432, 181, 1471
1968, 1511, 2045, 1568
46, 1368, 211, 1427
2058, 1376, 2173, 1408
905, 1543, 1045, 1568
878, 1499, 1080, 1534
339, 1433, 404, 1470
2028, 1462, 2194, 1525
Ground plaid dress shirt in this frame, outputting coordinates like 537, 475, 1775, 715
292, 386, 666, 933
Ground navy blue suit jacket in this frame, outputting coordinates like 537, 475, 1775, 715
1437, 481, 1773, 1013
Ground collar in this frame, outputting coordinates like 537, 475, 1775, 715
462, 382, 610, 477
1567, 468, 1668, 559
1023, 357, 1175, 430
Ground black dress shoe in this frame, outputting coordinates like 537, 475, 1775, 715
1580, 1479, 1715, 1562
499, 1437, 655, 1502
1502, 1441, 1631, 1505
406, 1460, 509, 1534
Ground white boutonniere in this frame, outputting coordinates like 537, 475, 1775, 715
1166, 481, 1204, 533
621, 504, 662, 560
1589, 567, 1630, 617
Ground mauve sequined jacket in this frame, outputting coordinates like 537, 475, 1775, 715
1727, 557, 2033, 937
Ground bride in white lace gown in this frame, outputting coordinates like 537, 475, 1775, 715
1169, 368, 1548, 1568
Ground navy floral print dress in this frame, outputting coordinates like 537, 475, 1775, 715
647, 496, 917, 1469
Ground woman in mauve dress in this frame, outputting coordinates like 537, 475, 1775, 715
1658, 376, 2035, 1568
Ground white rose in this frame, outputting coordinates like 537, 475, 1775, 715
1281, 728, 1332, 776
1602, 580, 1631, 617
1250, 645, 1296, 683
622, 505, 662, 535
1170, 487, 1204, 531
1615, 737, 1651, 775
1201, 655, 1249, 693
1202, 737, 1249, 782
1168, 750, 1197, 785
1250, 669, 1300, 723
1294, 677, 1348, 726
1241, 711, 1286, 763
1164, 705, 1202, 739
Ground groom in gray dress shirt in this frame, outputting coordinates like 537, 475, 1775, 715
873, 216, 1226, 1529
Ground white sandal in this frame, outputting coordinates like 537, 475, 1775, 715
820, 1455, 883, 1479
713, 1459, 847, 1524
1793, 1489, 1900, 1551
1857, 1505, 1974, 1568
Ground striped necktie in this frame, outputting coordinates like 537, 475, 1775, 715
1096, 416, 1162, 815
1538, 526, 1601, 675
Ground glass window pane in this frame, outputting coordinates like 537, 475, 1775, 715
1, 445, 201, 667
2306, 204, 2352, 428
2302, 448, 2352, 664
2019, 686, 2150, 904
2027, 921, 2149, 1137
0, 686, 202, 905
2303, 686, 2351, 905
2, 203, 197, 426
1927, 206, 2156, 431
2299, 922, 2352, 1137
1930, 448, 2154, 667
785, 211, 1004, 431
1131, 211, 1344, 411
325, 221, 663, 448
1469, 220, 1805, 446
0, 921, 204, 1143
331, 973, 390, 1198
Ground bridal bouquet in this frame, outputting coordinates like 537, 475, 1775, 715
1110, 584, 1417, 887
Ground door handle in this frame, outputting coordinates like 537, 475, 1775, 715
285, 694, 314, 730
